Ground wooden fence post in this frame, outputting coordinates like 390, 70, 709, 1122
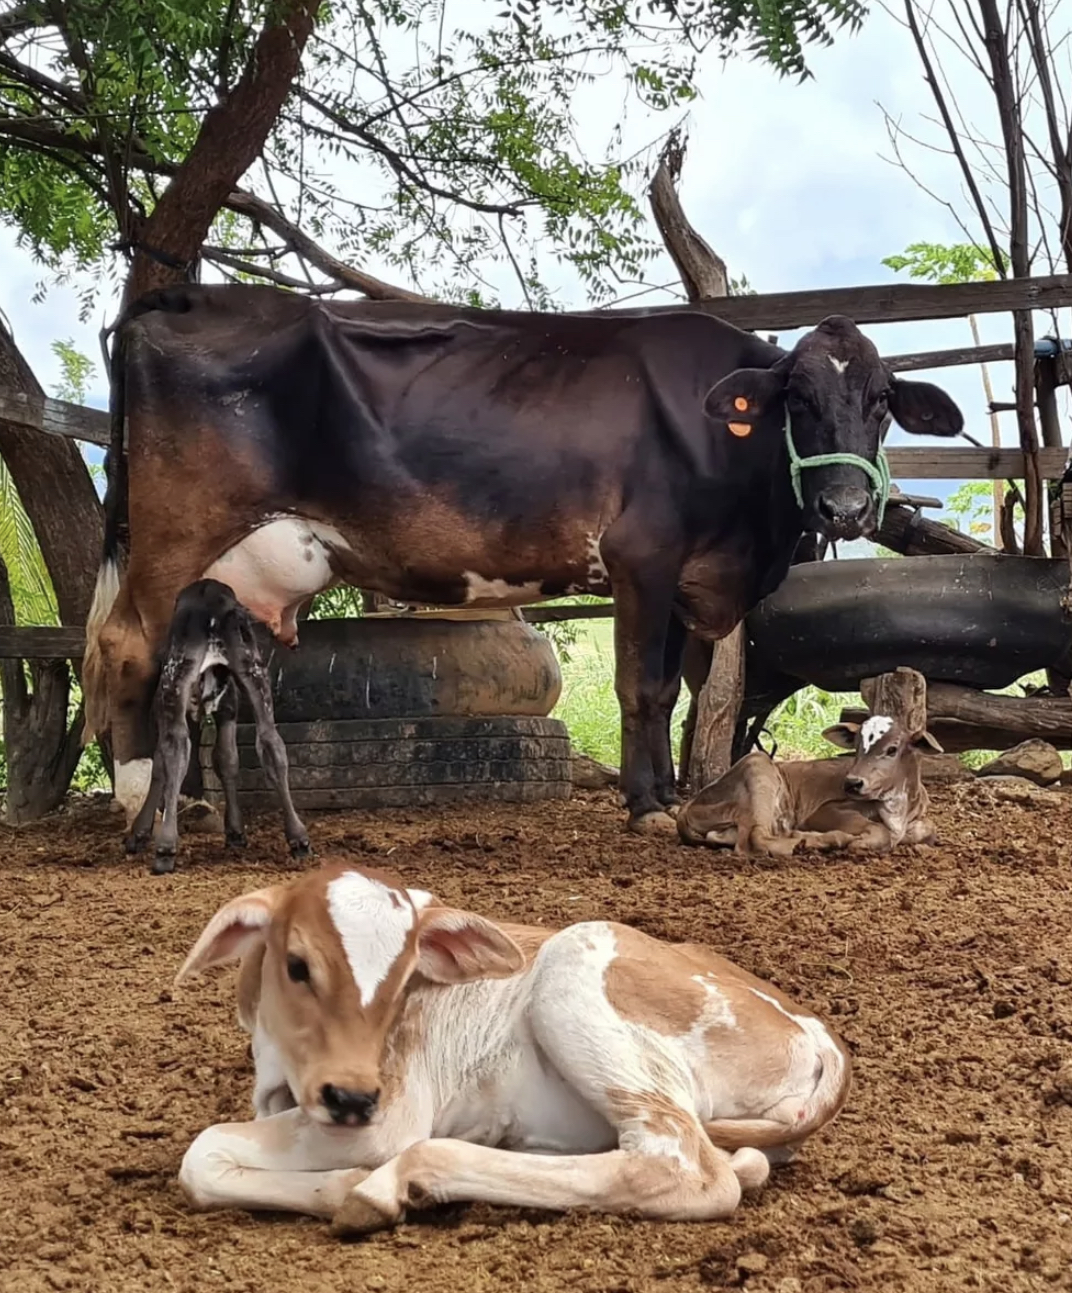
647, 131, 743, 792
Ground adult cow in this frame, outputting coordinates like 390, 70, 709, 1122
83, 286, 963, 833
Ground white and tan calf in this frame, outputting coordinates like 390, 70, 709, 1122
176, 862, 851, 1234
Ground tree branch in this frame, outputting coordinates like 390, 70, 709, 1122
223, 188, 430, 301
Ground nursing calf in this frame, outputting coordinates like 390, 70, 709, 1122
176, 862, 851, 1232
125, 579, 309, 873
677, 716, 941, 856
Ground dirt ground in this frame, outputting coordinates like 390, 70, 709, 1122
3, 783, 1072, 1293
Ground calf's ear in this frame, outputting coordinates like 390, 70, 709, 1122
822, 723, 860, 751
888, 377, 963, 437
175, 886, 282, 984
911, 730, 945, 754
703, 366, 786, 431
416, 908, 526, 984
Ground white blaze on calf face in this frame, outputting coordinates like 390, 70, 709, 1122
326, 871, 415, 1004
859, 715, 894, 753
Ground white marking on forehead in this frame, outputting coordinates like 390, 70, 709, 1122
828, 355, 849, 375
860, 715, 894, 752
326, 872, 414, 1003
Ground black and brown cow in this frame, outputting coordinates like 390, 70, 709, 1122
83, 288, 963, 833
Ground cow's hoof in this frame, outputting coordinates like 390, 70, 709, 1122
151, 853, 177, 875
662, 802, 682, 818
330, 1191, 397, 1237
628, 810, 678, 837
124, 833, 149, 856
290, 838, 311, 859
225, 830, 248, 850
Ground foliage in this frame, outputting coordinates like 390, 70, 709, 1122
882, 241, 1008, 286
0, 459, 58, 626
50, 338, 94, 403
0, 0, 866, 313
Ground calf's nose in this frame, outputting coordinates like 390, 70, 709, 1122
844, 776, 865, 795
321, 1083, 380, 1126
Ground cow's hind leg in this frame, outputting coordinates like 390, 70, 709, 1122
125, 754, 164, 855
211, 680, 247, 848
653, 612, 687, 811
236, 660, 310, 858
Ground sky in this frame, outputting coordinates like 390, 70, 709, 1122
1, 2, 1068, 533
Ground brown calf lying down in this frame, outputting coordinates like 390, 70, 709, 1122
677, 716, 941, 856
175, 861, 851, 1232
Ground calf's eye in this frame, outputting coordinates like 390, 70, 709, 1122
885, 745, 898, 757
286, 954, 311, 984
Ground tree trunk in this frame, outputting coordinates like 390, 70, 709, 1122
0, 321, 103, 627
647, 131, 739, 792
122, 0, 322, 302
0, 321, 102, 818
0, 556, 84, 822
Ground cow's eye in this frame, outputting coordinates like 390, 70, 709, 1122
286, 954, 311, 984
885, 745, 898, 757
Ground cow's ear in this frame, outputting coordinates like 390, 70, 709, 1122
416, 908, 525, 984
822, 723, 859, 751
175, 887, 282, 984
911, 730, 945, 754
888, 377, 963, 437
703, 366, 786, 431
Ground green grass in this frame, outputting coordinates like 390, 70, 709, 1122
550, 621, 1069, 772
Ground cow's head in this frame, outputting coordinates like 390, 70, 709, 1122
703, 315, 963, 540
823, 715, 943, 799
176, 862, 524, 1127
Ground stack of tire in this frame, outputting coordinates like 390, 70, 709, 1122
199, 610, 572, 812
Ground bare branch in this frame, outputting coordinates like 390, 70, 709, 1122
902, 0, 1008, 275
201, 246, 346, 293
223, 188, 429, 301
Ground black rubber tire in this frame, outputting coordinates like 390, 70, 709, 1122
242, 615, 562, 723
200, 715, 572, 811
746, 554, 1072, 692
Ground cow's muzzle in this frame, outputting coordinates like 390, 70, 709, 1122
844, 776, 866, 797
320, 1083, 380, 1126
815, 486, 874, 541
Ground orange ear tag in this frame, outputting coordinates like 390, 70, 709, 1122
733, 396, 749, 412
727, 421, 752, 437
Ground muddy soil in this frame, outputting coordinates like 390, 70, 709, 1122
2, 784, 1072, 1293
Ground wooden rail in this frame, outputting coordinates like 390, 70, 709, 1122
0, 389, 109, 446
622, 273, 1072, 331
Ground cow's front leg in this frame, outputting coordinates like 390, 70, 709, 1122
602, 545, 683, 834
331, 1138, 763, 1236
179, 1111, 371, 1217
652, 611, 687, 811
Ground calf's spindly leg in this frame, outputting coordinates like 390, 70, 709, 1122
235, 656, 310, 857
211, 680, 247, 848
150, 665, 200, 873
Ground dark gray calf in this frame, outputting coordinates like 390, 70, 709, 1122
125, 578, 310, 873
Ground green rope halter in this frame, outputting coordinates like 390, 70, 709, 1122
784, 412, 892, 527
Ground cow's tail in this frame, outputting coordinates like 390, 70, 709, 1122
702, 1033, 851, 1152
82, 323, 131, 746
